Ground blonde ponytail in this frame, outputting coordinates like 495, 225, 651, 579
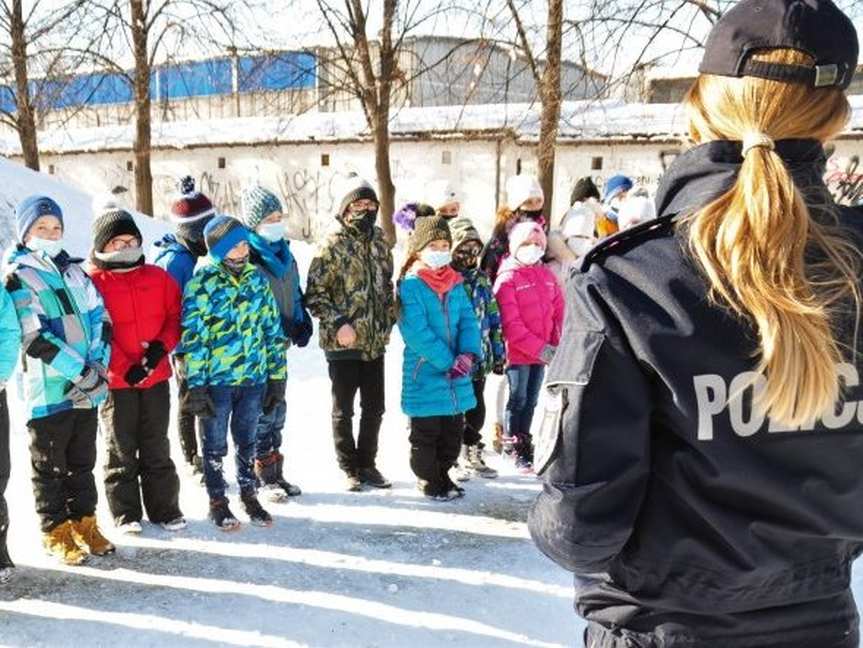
683, 48, 861, 427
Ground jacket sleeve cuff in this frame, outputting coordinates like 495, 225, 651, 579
334, 316, 352, 329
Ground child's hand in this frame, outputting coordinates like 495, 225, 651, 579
336, 324, 357, 348
449, 353, 474, 379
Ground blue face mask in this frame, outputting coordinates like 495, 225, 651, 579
28, 236, 64, 258
420, 249, 452, 270
257, 222, 284, 243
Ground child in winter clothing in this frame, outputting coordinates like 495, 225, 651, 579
181, 215, 287, 530
546, 203, 598, 286
425, 180, 461, 219
481, 175, 546, 284
239, 185, 313, 500
448, 217, 504, 479
152, 176, 216, 475
0, 285, 21, 583
494, 221, 565, 473
4, 195, 114, 565
88, 202, 185, 535
398, 216, 483, 501
597, 174, 634, 238
305, 175, 396, 492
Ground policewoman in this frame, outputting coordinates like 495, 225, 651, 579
529, 1, 863, 646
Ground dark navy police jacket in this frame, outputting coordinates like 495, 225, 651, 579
529, 139, 863, 647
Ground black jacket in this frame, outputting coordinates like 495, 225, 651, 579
529, 140, 863, 647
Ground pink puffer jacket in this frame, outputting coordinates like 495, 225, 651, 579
493, 257, 565, 365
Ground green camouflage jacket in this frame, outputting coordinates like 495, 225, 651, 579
305, 222, 395, 361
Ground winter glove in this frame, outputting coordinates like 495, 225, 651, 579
142, 340, 168, 371
289, 310, 314, 348
262, 379, 287, 415
540, 344, 557, 365
492, 359, 506, 376
448, 353, 475, 379
124, 364, 149, 386
72, 365, 108, 403
172, 355, 188, 382
182, 387, 216, 419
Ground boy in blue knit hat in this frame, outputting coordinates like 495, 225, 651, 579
238, 185, 312, 501
5, 195, 114, 564
180, 215, 287, 530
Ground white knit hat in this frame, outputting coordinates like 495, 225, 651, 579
505, 175, 544, 211
425, 179, 460, 210
560, 204, 597, 240
617, 195, 656, 230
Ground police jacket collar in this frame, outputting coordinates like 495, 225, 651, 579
655, 138, 828, 221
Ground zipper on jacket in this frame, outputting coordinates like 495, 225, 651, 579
412, 357, 425, 382
442, 291, 459, 412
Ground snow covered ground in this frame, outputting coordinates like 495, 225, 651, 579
3, 160, 863, 647
0, 233, 580, 648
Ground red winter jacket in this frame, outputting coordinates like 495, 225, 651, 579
493, 258, 565, 366
89, 264, 181, 389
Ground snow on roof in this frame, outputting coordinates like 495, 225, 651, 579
4, 95, 863, 157
0, 156, 167, 256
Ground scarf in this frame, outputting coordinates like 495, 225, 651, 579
248, 231, 291, 280
92, 247, 146, 271
417, 265, 463, 298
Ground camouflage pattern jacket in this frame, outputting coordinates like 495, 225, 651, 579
305, 221, 395, 361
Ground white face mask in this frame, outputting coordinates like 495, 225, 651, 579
516, 244, 544, 266
420, 249, 452, 270
257, 222, 284, 243
567, 236, 594, 259
28, 236, 64, 258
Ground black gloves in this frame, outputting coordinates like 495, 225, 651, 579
182, 387, 216, 419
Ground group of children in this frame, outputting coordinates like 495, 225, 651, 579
0, 169, 576, 577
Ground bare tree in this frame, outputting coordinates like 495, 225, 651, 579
0, 0, 86, 170
311, 0, 404, 243
69, 0, 260, 216
505, 0, 562, 222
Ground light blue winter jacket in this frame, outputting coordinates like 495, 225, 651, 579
398, 273, 482, 418
0, 286, 21, 383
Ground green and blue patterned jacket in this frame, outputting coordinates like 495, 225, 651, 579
4, 247, 111, 421
181, 260, 287, 389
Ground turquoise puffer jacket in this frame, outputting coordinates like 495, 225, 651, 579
398, 273, 482, 418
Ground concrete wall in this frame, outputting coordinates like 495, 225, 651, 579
33, 136, 863, 244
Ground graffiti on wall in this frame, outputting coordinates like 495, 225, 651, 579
826, 155, 863, 206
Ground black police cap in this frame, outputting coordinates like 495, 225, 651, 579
699, 0, 859, 89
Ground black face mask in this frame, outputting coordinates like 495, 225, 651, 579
452, 247, 480, 272
223, 256, 248, 276
345, 209, 377, 234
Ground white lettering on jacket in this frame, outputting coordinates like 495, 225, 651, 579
694, 363, 861, 441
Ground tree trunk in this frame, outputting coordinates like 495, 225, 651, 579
10, 0, 39, 171
130, 0, 153, 216
537, 0, 563, 224
373, 108, 396, 244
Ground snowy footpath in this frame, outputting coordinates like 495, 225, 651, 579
0, 329, 581, 648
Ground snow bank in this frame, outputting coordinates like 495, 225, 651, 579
0, 156, 167, 256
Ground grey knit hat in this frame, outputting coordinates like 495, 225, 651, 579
240, 185, 283, 230
409, 215, 451, 255
337, 174, 378, 217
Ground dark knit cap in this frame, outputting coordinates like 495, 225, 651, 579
204, 215, 248, 262
171, 176, 216, 224
409, 215, 451, 255
448, 216, 482, 251
92, 200, 143, 253
570, 176, 600, 206
337, 174, 378, 217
